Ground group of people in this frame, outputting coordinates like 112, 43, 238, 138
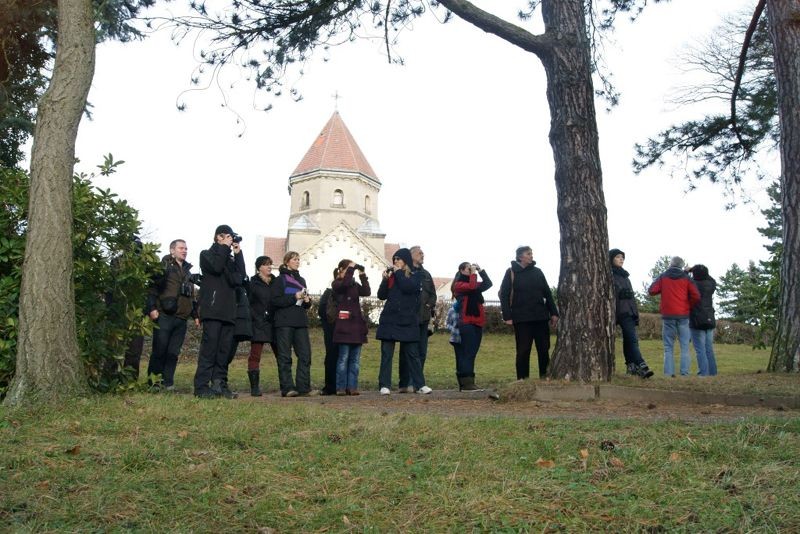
141, 226, 717, 399
612, 250, 718, 378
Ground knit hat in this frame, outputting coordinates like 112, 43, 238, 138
214, 224, 235, 236
392, 247, 413, 267
669, 256, 685, 269
609, 248, 625, 264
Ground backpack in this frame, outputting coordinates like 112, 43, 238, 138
324, 289, 339, 324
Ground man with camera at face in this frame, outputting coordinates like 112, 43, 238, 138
194, 225, 247, 399
145, 239, 200, 391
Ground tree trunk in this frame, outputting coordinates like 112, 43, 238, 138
4, 0, 95, 406
540, 0, 615, 381
766, 0, 800, 372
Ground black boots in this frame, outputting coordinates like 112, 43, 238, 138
248, 370, 262, 397
211, 379, 238, 399
458, 375, 481, 391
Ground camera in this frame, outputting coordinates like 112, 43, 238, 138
354, 264, 365, 271
385, 266, 394, 274
232, 233, 243, 244
180, 281, 194, 297
189, 273, 203, 286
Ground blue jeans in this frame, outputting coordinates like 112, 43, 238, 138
691, 328, 717, 376
336, 344, 362, 391
662, 318, 691, 376
454, 324, 482, 377
379, 340, 424, 390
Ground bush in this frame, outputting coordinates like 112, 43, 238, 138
0, 160, 160, 398
630, 313, 764, 345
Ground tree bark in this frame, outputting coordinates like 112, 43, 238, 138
539, 0, 614, 381
438, 0, 615, 380
766, 0, 800, 372
4, 0, 95, 406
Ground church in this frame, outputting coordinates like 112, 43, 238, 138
260, 111, 413, 294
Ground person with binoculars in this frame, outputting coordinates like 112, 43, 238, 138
194, 225, 247, 398
331, 259, 371, 395
450, 261, 493, 391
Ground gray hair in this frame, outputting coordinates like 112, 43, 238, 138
669, 256, 685, 269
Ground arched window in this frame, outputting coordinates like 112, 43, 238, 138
301, 191, 310, 209
364, 195, 371, 214
333, 189, 344, 207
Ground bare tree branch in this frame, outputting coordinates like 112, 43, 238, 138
731, 0, 766, 146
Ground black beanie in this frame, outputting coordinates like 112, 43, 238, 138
392, 248, 413, 267
609, 248, 625, 264
214, 224, 235, 236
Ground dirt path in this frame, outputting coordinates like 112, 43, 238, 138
237, 389, 797, 422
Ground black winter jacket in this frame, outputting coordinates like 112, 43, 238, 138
247, 274, 274, 343
690, 276, 717, 330
612, 266, 638, 322
499, 261, 558, 323
375, 270, 421, 342
197, 243, 246, 324
270, 267, 311, 328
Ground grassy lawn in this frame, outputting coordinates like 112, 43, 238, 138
1, 394, 799, 531
2, 332, 798, 531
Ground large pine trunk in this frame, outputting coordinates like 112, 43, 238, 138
766, 0, 800, 372
540, 0, 615, 381
4, 0, 95, 406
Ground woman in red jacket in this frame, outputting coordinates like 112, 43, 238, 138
331, 259, 371, 395
451, 262, 493, 391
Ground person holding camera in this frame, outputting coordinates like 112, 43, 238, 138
331, 259, 371, 395
246, 255, 276, 396
270, 251, 314, 397
376, 248, 430, 394
451, 262, 493, 391
610, 249, 654, 378
194, 225, 247, 399
145, 239, 199, 391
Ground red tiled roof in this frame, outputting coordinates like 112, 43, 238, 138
432, 277, 452, 292
291, 112, 379, 181
262, 237, 287, 264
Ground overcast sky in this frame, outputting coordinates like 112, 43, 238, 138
56, 0, 771, 299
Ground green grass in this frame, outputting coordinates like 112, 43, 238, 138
167, 331, 797, 398
1, 396, 799, 531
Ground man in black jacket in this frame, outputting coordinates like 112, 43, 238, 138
194, 225, 246, 398
499, 246, 559, 379
145, 239, 199, 390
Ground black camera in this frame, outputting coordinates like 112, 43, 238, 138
232, 234, 243, 244
180, 282, 194, 297
385, 266, 393, 274
189, 273, 203, 286
354, 264, 365, 271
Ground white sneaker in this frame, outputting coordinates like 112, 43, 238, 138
417, 386, 432, 395
379, 387, 391, 395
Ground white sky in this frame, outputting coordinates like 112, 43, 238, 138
60, 0, 772, 299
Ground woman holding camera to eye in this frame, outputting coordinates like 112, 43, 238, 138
331, 259, 371, 395
376, 248, 430, 394
270, 251, 313, 397
451, 262, 493, 391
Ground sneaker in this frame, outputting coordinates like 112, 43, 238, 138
220, 382, 238, 400
379, 387, 391, 395
417, 386, 432, 395
348, 389, 360, 396
637, 364, 654, 379
398, 386, 414, 394
625, 363, 637, 375
284, 390, 299, 397
336, 390, 347, 396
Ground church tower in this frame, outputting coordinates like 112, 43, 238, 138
263, 111, 398, 293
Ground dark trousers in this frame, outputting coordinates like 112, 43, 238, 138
618, 315, 645, 367
514, 320, 550, 379
147, 314, 188, 387
380, 340, 424, 390
399, 324, 427, 388
454, 324, 483, 377
321, 322, 337, 394
194, 319, 234, 392
124, 335, 144, 380
274, 326, 312, 395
